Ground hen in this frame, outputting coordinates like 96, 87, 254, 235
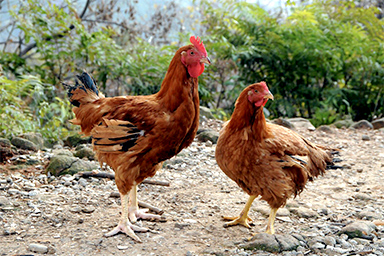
215, 82, 334, 234
65, 36, 210, 242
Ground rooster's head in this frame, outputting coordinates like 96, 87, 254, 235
181, 36, 211, 78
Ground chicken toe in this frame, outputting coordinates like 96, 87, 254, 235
128, 185, 161, 223
222, 195, 257, 229
104, 219, 148, 242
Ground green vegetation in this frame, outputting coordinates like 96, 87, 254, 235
0, 0, 383, 141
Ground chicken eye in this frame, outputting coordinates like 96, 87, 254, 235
254, 89, 258, 93
190, 51, 195, 55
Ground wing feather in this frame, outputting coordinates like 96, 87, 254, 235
91, 118, 144, 153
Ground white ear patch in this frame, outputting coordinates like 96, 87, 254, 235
181, 51, 187, 56
247, 90, 253, 95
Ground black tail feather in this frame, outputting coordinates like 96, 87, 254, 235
63, 71, 99, 107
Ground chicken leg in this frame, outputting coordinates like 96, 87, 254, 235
104, 192, 148, 242
265, 207, 278, 234
128, 185, 161, 223
223, 195, 257, 228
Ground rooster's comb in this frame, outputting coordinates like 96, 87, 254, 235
190, 36, 207, 57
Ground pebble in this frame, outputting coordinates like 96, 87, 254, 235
82, 205, 96, 213
29, 243, 48, 253
117, 245, 129, 250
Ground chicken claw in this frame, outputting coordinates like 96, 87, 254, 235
222, 215, 253, 228
222, 195, 257, 229
129, 208, 161, 223
104, 219, 148, 242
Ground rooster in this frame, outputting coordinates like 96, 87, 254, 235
215, 82, 334, 234
65, 36, 210, 242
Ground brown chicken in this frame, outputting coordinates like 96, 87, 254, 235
215, 82, 333, 234
65, 36, 210, 242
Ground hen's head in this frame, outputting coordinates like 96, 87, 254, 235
181, 36, 211, 78
246, 82, 274, 108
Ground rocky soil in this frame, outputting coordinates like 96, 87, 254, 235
1, 118, 384, 256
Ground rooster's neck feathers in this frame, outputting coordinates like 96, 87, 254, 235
228, 94, 269, 140
156, 45, 197, 111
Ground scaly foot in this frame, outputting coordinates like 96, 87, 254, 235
104, 219, 148, 242
222, 215, 253, 228
129, 208, 161, 223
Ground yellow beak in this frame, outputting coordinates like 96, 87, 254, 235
200, 57, 211, 65
264, 91, 274, 100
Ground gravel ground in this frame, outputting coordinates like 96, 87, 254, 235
1, 121, 384, 256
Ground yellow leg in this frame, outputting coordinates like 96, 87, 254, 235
128, 185, 161, 223
223, 195, 257, 228
104, 192, 148, 242
265, 207, 278, 234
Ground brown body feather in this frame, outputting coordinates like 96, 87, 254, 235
216, 87, 332, 209
69, 45, 200, 195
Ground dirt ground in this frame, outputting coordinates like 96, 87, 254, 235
1, 122, 384, 255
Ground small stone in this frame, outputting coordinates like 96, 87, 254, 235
310, 242, 325, 249
350, 120, 373, 129
362, 135, 370, 141
82, 205, 96, 213
29, 243, 48, 253
78, 178, 88, 187
69, 206, 82, 213
174, 222, 190, 229
354, 193, 372, 201
290, 207, 318, 218
117, 245, 129, 250
324, 236, 336, 246
339, 221, 375, 239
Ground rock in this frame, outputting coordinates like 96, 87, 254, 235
310, 242, 325, 250
53, 149, 74, 157
29, 243, 48, 253
0, 196, 11, 206
361, 135, 370, 141
324, 236, 336, 246
372, 118, 384, 129
0, 138, 11, 148
45, 155, 77, 176
174, 222, 190, 229
20, 132, 44, 150
275, 234, 300, 251
241, 233, 280, 252
200, 106, 215, 119
78, 178, 88, 187
339, 221, 376, 239
350, 120, 373, 129
316, 125, 333, 133
286, 117, 316, 131
117, 245, 129, 250
74, 145, 95, 160
66, 159, 98, 175
290, 207, 318, 218
0, 138, 13, 162
64, 133, 91, 147
10, 137, 38, 151
354, 193, 372, 201
356, 210, 383, 220
332, 119, 353, 128
271, 118, 295, 130
196, 130, 219, 144
371, 117, 384, 130
46, 154, 98, 176
82, 205, 96, 213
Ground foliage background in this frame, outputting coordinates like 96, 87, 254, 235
0, 0, 383, 141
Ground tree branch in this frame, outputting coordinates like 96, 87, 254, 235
18, 0, 91, 57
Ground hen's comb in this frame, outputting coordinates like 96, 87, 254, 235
190, 36, 207, 57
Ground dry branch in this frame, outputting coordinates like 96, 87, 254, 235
109, 192, 164, 214
79, 171, 170, 186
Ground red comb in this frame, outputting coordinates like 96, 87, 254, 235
190, 36, 207, 57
